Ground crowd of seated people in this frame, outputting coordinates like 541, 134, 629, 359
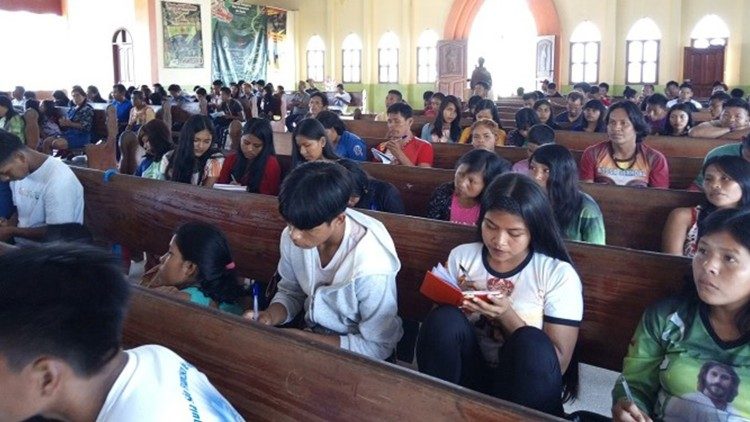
3, 73, 750, 421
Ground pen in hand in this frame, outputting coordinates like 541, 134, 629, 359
252, 281, 260, 322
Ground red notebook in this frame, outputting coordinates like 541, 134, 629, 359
419, 264, 500, 307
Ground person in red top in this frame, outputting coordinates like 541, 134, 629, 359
579, 101, 670, 188
217, 118, 281, 195
375, 102, 433, 167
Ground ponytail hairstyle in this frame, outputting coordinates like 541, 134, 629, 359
174, 222, 246, 305
530, 144, 584, 233
167, 115, 220, 184
232, 118, 276, 193
432, 95, 462, 142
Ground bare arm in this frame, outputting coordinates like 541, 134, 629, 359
688, 121, 730, 138
661, 207, 692, 255
542, 323, 578, 373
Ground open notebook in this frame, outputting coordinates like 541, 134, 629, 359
420, 263, 511, 307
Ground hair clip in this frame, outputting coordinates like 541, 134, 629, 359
225, 261, 236, 270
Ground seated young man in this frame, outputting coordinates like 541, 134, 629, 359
666, 82, 703, 112
689, 98, 750, 140
0, 243, 243, 421
553, 91, 584, 130
0, 130, 83, 244
644, 94, 669, 135
247, 161, 403, 360
375, 102, 434, 167
690, 133, 750, 190
374, 89, 403, 121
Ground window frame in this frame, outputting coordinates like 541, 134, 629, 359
690, 37, 728, 48
625, 39, 660, 85
568, 40, 600, 85
306, 49, 325, 83
378, 47, 399, 84
416, 45, 437, 83
341, 47, 362, 83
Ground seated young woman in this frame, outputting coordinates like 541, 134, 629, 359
572, 99, 607, 133
420, 92, 446, 139
533, 99, 560, 130
426, 149, 510, 225
165, 115, 224, 187
458, 99, 507, 145
42, 86, 93, 154
125, 90, 155, 132
417, 173, 583, 416
39, 99, 62, 140
529, 144, 606, 244
470, 119, 504, 152
0, 95, 26, 144
143, 222, 248, 315
245, 161, 403, 360
506, 108, 541, 147
315, 110, 367, 161
661, 102, 694, 137
134, 119, 174, 180
217, 118, 281, 195
291, 118, 339, 168
579, 101, 670, 188
337, 158, 405, 214
428, 95, 462, 143
662, 155, 750, 257
613, 208, 750, 422
511, 124, 555, 176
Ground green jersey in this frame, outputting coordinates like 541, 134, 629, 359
613, 296, 750, 421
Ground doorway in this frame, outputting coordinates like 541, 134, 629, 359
112, 29, 135, 86
683, 46, 724, 97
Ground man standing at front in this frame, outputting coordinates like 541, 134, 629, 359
0, 130, 83, 244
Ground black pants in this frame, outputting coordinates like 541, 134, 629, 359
416, 306, 564, 416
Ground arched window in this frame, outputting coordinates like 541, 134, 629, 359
306, 35, 325, 83
341, 34, 362, 83
691, 14, 729, 48
112, 29, 134, 86
626, 18, 661, 84
569, 21, 601, 84
378, 32, 399, 83
416, 29, 438, 83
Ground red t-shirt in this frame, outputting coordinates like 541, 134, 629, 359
217, 152, 282, 195
579, 141, 670, 188
374, 136, 434, 166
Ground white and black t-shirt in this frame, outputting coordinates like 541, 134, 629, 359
445, 242, 583, 365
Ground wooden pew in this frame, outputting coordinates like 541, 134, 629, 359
73, 167, 692, 372
554, 130, 734, 158
126, 287, 555, 420
358, 138, 703, 190
355, 162, 702, 252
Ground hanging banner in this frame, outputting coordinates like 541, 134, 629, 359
211, 0, 267, 83
266, 7, 286, 70
162, 1, 204, 68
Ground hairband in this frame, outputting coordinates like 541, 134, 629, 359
225, 261, 236, 270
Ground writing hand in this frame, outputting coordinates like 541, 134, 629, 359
612, 398, 652, 422
462, 294, 511, 321
244, 310, 275, 325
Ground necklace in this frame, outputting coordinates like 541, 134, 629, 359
611, 145, 638, 170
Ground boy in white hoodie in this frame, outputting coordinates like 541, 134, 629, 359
248, 161, 403, 360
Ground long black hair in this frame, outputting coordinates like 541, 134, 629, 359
531, 144, 584, 234
582, 99, 607, 132
698, 155, 750, 226
291, 118, 339, 168
231, 118, 276, 193
455, 149, 511, 200
473, 99, 504, 130
139, 119, 173, 162
167, 115, 221, 184
663, 103, 695, 136
606, 101, 650, 144
174, 222, 246, 305
0, 96, 20, 121
432, 95, 462, 142
478, 173, 578, 401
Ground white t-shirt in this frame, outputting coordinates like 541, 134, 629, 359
10, 157, 83, 228
446, 243, 583, 365
96, 345, 244, 422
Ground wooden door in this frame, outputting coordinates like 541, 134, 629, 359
683, 46, 724, 97
437, 40, 467, 100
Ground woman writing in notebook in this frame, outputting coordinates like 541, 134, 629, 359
290, 118, 339, 168
417, 173, 583, 416
217, 118, 281, 195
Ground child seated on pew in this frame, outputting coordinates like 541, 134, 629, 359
426, 149, 510, 225
291, 118, 340, 168
165, 115, 224, 187
529, 144, 606, 244
511, 124, 555, 176
134, 119, 173, 180
533, 99, 560, 130
417, 173, 582, 416
662, 155, 750, 257
246, 161, 403, 360
217, 118, 281, 195
470, 119, 505, 152
0, 243, 244, 421
143, 222, 248, 315
506, 108, 541, 147
337, 158, 405, 214
613, 208, 750, 422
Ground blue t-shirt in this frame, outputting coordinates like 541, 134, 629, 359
113, 99, 133, 124
0, 181, 14, 219
335, 131, 367, 161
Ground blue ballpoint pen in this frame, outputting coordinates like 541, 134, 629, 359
252, 281, 260, 321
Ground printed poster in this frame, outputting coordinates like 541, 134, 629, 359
211, 0, 267, 83
162, 1, 204, 68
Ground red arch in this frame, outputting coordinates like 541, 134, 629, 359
443, 0, 561, 84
